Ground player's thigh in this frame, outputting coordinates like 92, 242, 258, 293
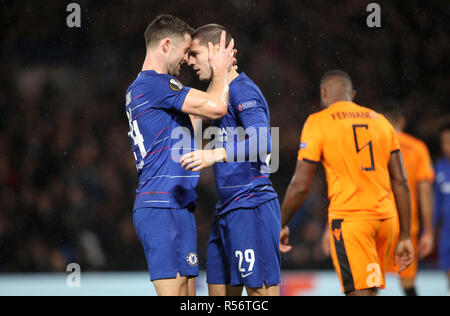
329, 218, 385, 294
246, 283, 280, 296
227, 200, 281, 289
153, 273, 189, 296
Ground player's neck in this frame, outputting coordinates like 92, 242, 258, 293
228, 68, 239, 83
142, 50, 168, 74
326, 96, 353, 107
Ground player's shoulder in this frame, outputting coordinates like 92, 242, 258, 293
305, 105, 335, 124
352, 103, 385, 121
398, 132, 428, 149
230, 73, 264, 100
135, 70, 185, 92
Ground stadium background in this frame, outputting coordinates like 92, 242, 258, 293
0, 0, 448, 295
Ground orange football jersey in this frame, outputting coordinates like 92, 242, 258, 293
297, 101, 400, 221
385, 132, 435, 277
396, 132, 435, 235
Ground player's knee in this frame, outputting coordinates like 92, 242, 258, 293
154, 274, 189, 296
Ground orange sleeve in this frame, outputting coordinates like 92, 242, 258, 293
387, 120, 401, 154
297, 115, 323, 163
416, 142, 435, 182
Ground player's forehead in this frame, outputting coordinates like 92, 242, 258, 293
189, 38, 206, 51
174, 33, 191, 49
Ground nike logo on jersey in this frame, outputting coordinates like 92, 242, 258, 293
241, 272, 254, 278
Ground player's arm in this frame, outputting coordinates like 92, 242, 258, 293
180, 147, 227, 172
189, 114, 203, 145
388, 150, 414, 272
415, 143, 435, 258
279, 160, 317, 253
181, 32, 234, 119
226, 103, 272, 164
418, 180, 434, 259
181, 94, 271, 171
281, 160, 317, 227
389, 150, 411, 239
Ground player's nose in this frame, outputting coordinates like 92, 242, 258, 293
182, 51, 189, 63
187, 55, 195, 67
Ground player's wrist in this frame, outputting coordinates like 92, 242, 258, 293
398, 232, 410, 241
213, 148, 227, 163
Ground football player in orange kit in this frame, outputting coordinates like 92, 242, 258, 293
279, 70, 414, 296
381, 103, 435, 296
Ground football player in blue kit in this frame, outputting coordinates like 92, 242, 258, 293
180, 24, 281, 296
434, 122, 450, 295
125, 15, 235, 296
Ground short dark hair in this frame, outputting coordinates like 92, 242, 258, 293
320, 69, 353, 89
144, 15, 194, 48
192, 24, 232, 47
439, 121, 450, 134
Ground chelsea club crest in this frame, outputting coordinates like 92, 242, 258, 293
186, 252, 199, 267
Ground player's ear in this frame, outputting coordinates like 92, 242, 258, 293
160, 38, 171, 54
320, 86, 327, 100
351, 89, 356, 101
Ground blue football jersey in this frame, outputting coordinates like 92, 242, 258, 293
210, 73, 278, 216
434, 158, 450, 234
125, 70, 199, 210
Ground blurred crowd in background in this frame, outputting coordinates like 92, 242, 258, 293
0, 0, 448, 273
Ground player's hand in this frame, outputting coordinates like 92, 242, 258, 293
233, 48, 238, 71
279, 226, 292, 253
321, 226, 331, 257
208, 30, 235, 74
394, 238, 414, 273
180, 148, 226, 172
418, 230, 434, 259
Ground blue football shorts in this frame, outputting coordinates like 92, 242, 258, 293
206, 198, 281, 288
133, 207, 199, 281
438, 231, 450, 271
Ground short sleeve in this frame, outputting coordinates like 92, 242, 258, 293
231, 80, 269, 129
150, 76, 191, 112
297, 115, 323, 163
236, 99, 269, 129
388, 123, 401, 154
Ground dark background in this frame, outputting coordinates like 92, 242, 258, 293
0, 0, 448, 273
